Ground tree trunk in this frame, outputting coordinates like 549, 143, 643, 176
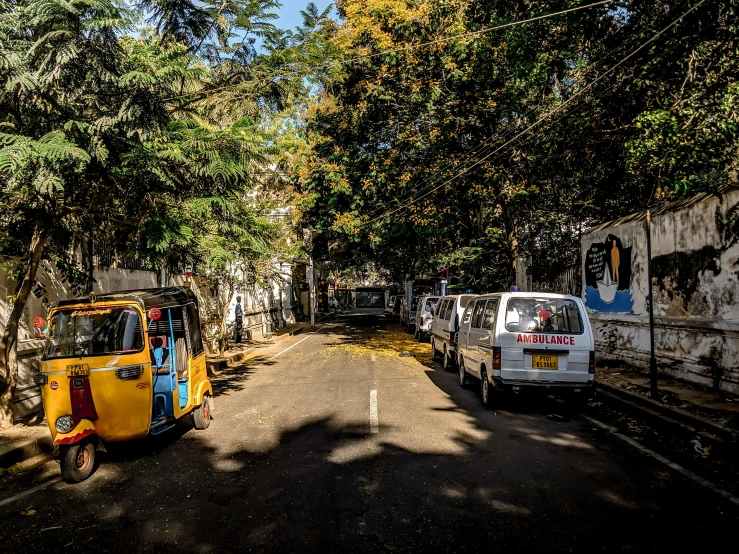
84, 234, 94, 295
501, 203, 519, 287
0, 224, 50, 427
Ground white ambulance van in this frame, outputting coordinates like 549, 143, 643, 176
456, 292, 595, 408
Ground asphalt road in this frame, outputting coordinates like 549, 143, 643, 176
1, 312, 737, 552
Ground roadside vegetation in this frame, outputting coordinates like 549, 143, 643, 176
298, 0, 739, 288
0, 0, 329, 426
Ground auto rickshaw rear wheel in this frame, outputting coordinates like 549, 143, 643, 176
193, 395, 211, 430
60, 439, 96, 483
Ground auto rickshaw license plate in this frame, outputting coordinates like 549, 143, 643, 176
66, 363, 90, 377
532, 355, 558, 370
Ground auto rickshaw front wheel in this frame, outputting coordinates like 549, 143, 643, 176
60, 439, 96, 483
193, 395, 211, 430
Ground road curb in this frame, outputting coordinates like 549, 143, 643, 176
595, 381, 737, 444
206, 325, 308, 376
274, 325, 304, 342
0, 436, 53, 470
206, 348, 256, 376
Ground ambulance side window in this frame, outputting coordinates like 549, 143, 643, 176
482, 299, 499, 330
471, 301, 486, 329
462, 305, 472, 325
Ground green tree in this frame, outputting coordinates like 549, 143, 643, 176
0, 0, 302, 425
299, 0, 737, 292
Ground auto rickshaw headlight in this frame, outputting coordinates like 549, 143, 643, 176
55, 415, 75, 434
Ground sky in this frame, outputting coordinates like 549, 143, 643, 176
272, 0, 337, 36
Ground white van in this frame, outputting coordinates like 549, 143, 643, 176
400, 296, 418, 332
456, 292, 594, 408
414, 295, 440, 341
430, 294, 477, 370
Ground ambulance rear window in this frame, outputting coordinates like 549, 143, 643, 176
505, 298, 584, 334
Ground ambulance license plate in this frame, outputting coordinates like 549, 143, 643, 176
66, 363, 90, 377
532, 355, 558, 370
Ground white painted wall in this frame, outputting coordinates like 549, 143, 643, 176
1, 257, 295, 418
581, 186, 739, 393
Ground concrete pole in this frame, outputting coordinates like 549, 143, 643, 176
309, 251, 315, 329
646, 210, 658, 398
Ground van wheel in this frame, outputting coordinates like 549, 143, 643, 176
458, 358, 471, 388
60, 439, 96, 483
431, 339, 441, 362
443, 346, 453, 371
480, 368, 493, 408
193, 395, 211, 430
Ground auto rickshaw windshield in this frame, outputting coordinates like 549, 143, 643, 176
43, 306, 144, 359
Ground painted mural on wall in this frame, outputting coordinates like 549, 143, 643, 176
584, 234, 634, 312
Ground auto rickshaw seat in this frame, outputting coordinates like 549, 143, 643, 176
149, 335, 172, 374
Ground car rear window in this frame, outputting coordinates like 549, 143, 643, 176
505, 298, 584, 334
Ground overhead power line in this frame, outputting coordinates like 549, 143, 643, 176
359, 0, 709, 227
165, 1, 612, 102
361, 1, 660, 219
359, 0, 702, 218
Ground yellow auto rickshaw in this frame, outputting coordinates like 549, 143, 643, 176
35, 287, 213, 482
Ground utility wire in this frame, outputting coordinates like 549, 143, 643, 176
164, 1, 611, 102
361, 0, 702, 219
361, 11, 651, 219
359, 0, 708, 227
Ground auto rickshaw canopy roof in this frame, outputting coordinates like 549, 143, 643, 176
51, 287, 198, 311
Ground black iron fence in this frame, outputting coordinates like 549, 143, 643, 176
94, 241, 158, 272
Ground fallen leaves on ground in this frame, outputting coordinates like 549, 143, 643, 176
326, 326, 433, 366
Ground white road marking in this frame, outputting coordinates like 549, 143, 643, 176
584, 415, 739, 507
270, 327, 325, 359
369, 390, 379, 434
0, 477, 61, 508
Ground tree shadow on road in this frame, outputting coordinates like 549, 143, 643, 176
3, 400, 737, 553
210, 355, 278, 397
2, 314, 738, 552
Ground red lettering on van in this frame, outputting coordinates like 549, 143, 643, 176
517, 334, 576, 344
